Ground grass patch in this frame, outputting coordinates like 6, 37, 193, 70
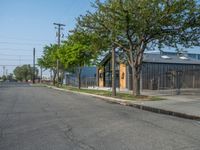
36, 84, 164, 101
149, 96, 166, 101
30, 83, 47, 87
60, 85, 164, 101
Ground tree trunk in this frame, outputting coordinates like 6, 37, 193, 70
78, 73, 81, 89
77, 67, 82, 90
132, 64, 141, 96
53, 71, 57, 86
134, 69, 140, 96
60, 70, 64, 87
40, 67, 42, 83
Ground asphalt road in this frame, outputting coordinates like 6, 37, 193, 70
0, 82, 200, 150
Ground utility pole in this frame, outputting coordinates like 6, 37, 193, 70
33, 48, 35, 84
112, 45, 116, 96
110, 30, 116, 97
40, 67, 42, 83
53, 23, 65, 85
3, 66, 5, 76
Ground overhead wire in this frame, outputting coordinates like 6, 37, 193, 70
0, 65, 25, 67
0, 53, 32, 56
0, 36, 53, 43
0, 58, 33, 61
0, 54, 41, 57
0, 41, 45, 46
0, 48, 44, 54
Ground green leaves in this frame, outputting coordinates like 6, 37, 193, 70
78, 0, 200, 59
59, 31, 98, 68
76, 0, 200, 95
38, 0, 200, 94
13, 64, 38, 81
37, 44, 59, 70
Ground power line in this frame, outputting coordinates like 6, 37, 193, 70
0, 36, 53, 43
0, 48, 32, 51
0, 48, 43, 53
0, 53, 33, 56
0, 64, 39, 66
0, 58, 33, 61
0, 41, 45, 46
0, 65, 21, 67
0, 54, 41, 58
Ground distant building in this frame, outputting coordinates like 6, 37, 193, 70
97, 53, 200, 90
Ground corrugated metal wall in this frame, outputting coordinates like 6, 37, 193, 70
141, 63, 200, 90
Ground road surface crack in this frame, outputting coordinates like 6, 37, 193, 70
62, 124, 96, 150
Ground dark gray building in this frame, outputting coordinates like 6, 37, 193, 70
97, 53, 200, 90
141, 54, 200, 90
163, 51, 200, 60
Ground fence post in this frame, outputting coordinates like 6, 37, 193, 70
193, 74, 195, 88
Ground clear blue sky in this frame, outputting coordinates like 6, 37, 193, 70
0, 0, 95, 76
0, 0, 200, 76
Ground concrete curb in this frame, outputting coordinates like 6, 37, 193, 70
44, 85, 200, 121
123, 103, 200, 121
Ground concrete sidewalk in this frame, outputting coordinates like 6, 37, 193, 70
44, 85, 200, 120
133, 95, 200, 120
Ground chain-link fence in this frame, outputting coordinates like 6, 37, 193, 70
65, 75, 96, 88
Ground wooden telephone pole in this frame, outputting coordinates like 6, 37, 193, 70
33, 48, 35, 84
53, 23, 65, 85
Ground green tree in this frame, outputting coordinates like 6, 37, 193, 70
59, 31, 100, 89
38, 44, 60, 85
13, 64, 38, 82
2, 75, 7, 81
7, 73, 14, 81
77, 0, 200, 96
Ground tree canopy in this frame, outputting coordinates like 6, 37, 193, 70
37, 44, 61, 85
58, 31, 102, 88
37, 44, 59, 70
38, 0, 200, 95
76, 0, 200, 95
13, 64, 38, 82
